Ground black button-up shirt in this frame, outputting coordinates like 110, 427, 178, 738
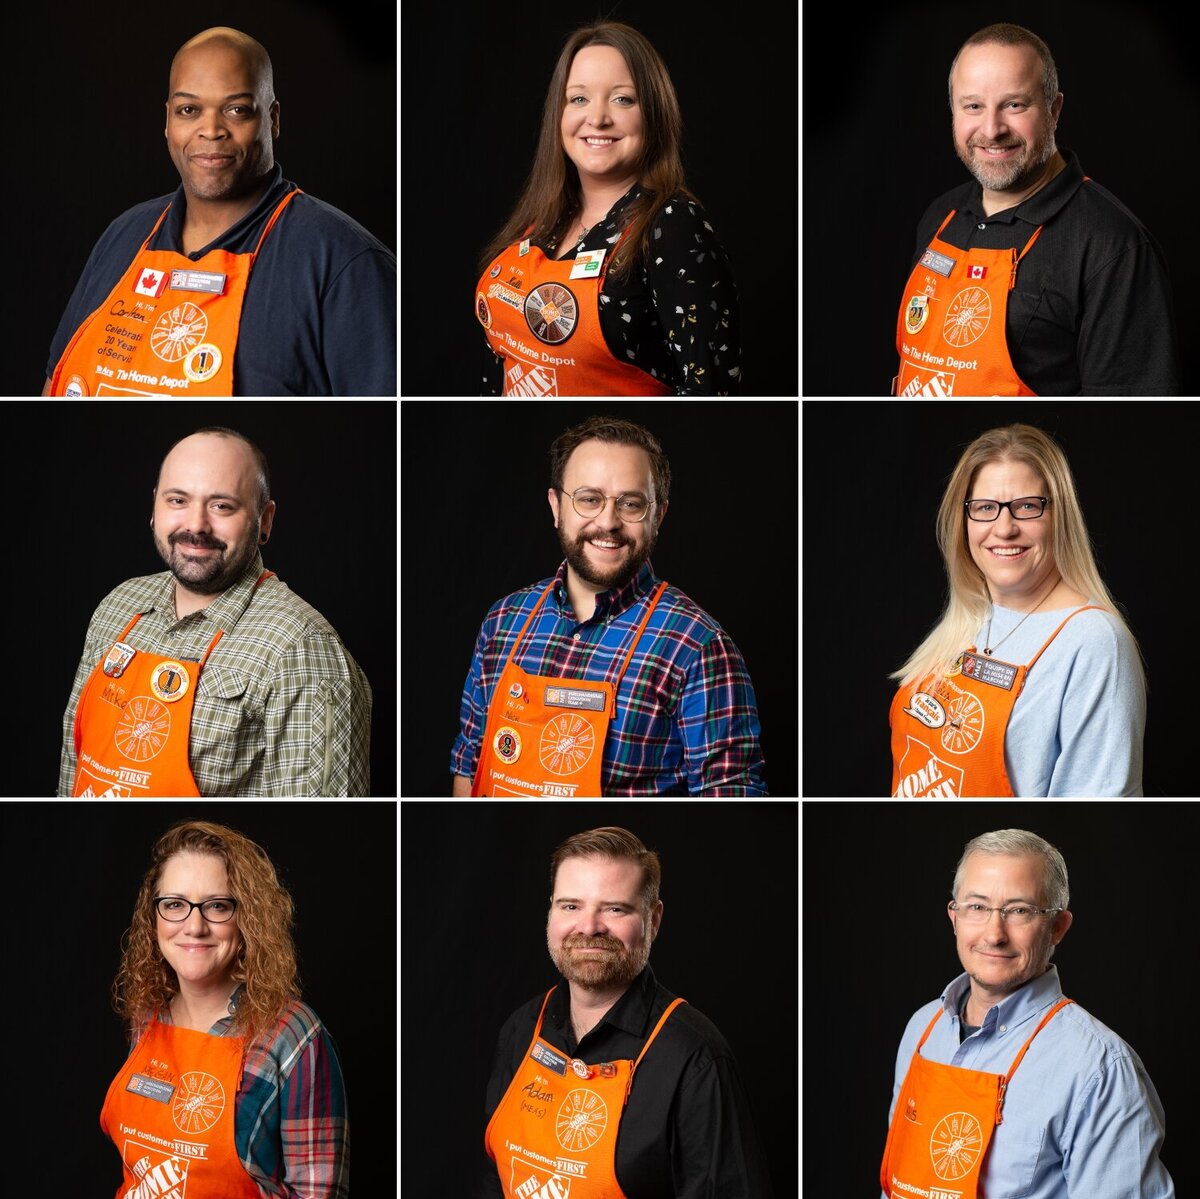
480, 966, 775, 1198
909, 148, 1180, 394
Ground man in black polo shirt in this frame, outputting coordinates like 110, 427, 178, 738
480, 825, 774, 1198
894, 22, 1179, 396
43, 26, 395, 397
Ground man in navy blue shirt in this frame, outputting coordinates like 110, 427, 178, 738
43, 26, 395, 397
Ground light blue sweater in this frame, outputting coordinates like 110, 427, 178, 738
976, 602, 1145, 797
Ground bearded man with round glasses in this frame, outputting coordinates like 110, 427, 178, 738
880, 829, 1175, 1199
450, 415, 766, 796
893, 22, 1178, 396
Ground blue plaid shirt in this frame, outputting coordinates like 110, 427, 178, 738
450, 560, 767, 795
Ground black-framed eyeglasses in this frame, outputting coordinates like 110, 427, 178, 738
561, 487, 656, 524
964, 496, 1050, 522
948, 900, 1062, 928
153, 896, 238, 923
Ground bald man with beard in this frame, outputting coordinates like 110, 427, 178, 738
44, 27, 395, 397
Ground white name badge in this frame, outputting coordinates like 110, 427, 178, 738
569, 249, 606, 280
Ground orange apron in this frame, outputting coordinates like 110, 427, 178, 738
50, 190, 301, 397
881, 998, 1074, 1199
485, 986, 687, 1199
100, 1013, 259, 1199
476, 231, 672, 396
72, 571, 275, 798
472, 581, 668, 798
889, 606, 1103, 798
894, 210, 1043, 397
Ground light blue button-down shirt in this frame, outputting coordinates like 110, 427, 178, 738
884, 967, 1174, 1198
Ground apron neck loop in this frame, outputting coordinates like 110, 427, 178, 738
250, 189, 303, 265
612, 581, 668, 692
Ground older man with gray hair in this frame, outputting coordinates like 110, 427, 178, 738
880, 828, 1174, 1198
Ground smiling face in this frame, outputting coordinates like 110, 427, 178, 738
166, 38, 279, 206
548, 438, 666, 596
547, 855, 662, 990
560, 44, 644, 190
949, 852, 1071, 1003
152, 432, 274, 598
155, 851, 242, 994
951, 41, 1062, 194
966, 458, 1056, 607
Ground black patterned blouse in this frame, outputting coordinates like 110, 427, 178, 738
481, 185, 741, 395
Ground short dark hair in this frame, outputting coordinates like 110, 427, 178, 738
948, 24, 1059, 111
549, 416, 671, 508
157, 427, 271, 516
549, 826, 662, 914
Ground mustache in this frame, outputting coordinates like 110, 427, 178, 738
563, 935, 624, 952
169, 531, 227, 551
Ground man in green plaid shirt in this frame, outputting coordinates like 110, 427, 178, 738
58, 427, 371, 796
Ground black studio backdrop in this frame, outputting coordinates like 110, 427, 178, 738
801, 801, 1188, 1195
13, 0, 395, 396
4, 401, 397, 797
400, 3, 799, 397
801, 400, 1186, 797
802, 1, 1200, 395
400, 399, 799, 797
1, 801, 396, 1191
400, 800, 798, 1196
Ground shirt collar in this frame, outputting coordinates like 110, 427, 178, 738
552, 559, 659, 623
941, 964, 1065, 1033
140, 553, 269, 632
959, 146, 1085, 226
545, 964, 658, 1043
158, 164, 288, 255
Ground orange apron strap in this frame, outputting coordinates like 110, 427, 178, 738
913, 1005, 946, 1052
612, 581, 668, 691
632, 997, 686, 1073
505, 584, 556, 668
197, 629, 225, 671
118, 612, 145, 640
250, 189, 303, 262
994, 997, 1074, 1123
934, 209, 957, 238
1026, 605, 1106, 674
195, 570, 275, 671
139, 203, 173, 253
1009, 223, 1045, 289
1004, 998, 1074, 1084
527, 987, 557, 1048
626, 996, 687, 1105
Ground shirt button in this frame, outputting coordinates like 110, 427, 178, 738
998, 1024, 1007, 1033
978, 223, 986, 230
573, 633, 581, 641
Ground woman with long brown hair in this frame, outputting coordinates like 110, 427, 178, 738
101, 820, 349, 1197
475, 21, 740, 396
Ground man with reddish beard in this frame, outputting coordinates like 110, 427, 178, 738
450, 415, 766, 796
880, 829, 1174, 1199
894, 23, 1178, 396
58, 427, 371, 796
481, 826, 774, 1198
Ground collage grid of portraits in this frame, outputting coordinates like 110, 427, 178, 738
15, 9, 1193, 1198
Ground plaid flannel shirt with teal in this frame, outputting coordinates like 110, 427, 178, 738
451, 560, 767, 795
